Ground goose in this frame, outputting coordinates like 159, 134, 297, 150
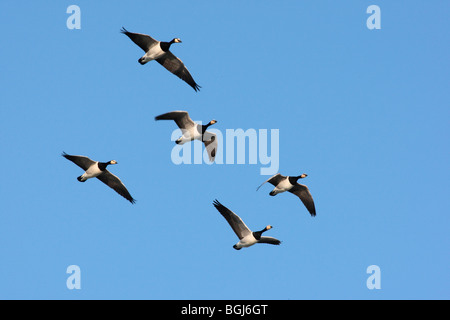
212, 200, 281, 250
257, 173, 316, 216
62, 152, 136, 204
121, 27, 201, 92
155, 110, 217, 162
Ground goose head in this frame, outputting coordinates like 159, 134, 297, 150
291, 173, 307, 183
202, 119, 217, 131
253, 225, 273, 240
258, 225, 273, 234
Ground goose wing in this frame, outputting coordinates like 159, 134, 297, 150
258, 236, 281, 246
96, 170, 136, 204
202, 131, 217, 162
155, 110, 196, 130
289, 184, 316, 216
121, 27, 158, 52
256, 173, 287, 191
213, 200, 251, 240
156, 51, 201, 91
62, 152, 96, 171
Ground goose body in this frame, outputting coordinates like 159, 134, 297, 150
77, 160, 111, 182
212, 200, 281, 250
78, 164, 102, 181
257, 173, 316, 216
121, 27, 200, 91
175, 123, 203, 145
235, 234, 259, 249
139, 41, 166, 63
270, 177, 295, 195
155, 110, 218, 162
62, 152, 136, 204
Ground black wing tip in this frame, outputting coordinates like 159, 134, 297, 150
154, 112, 171, 121
129, 198, 136, 204
308, 205, 317, 217
61, 151, 69, 158
192, 83, 201, 92
261, 238, 282, 246
120, 26, 129, 34
154, 112, 182, 121
212, 199, 222, 208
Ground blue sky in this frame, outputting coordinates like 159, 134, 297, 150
0, 1, 449, 299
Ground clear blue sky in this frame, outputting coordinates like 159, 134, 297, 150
0, 1, 448, 299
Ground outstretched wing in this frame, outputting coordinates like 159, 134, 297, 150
62, 152, 96, 171
289, 184, 316, 217
156, 51, 201, 91
121, 27, 158, 52
213, 200, 251, 240
258, 236, 281, 245
96, 170, 136, 204
256, 173, 287, 191
155, 110, 196, 130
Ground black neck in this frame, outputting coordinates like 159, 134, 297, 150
252, 227, 268, 240
288, 176, 300, 184
201, 122, 213, 133
97, 162, 110, 171
160, 40, 175, 52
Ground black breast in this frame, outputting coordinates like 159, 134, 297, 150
97, 162, 108, 171
288, 176, 298, 185
252, 231, 262, 240
159, 42, 171, 52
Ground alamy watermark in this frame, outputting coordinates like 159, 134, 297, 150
66, 5, 81, 30
66, 265, 81, 290
366, 5, 381, 30
169, 125, 280, 176
366, 265, 381, 290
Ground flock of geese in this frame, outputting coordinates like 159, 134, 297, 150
62, 28, 316, 250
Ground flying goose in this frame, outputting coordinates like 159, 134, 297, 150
212, 200, 281, 250
62, 152, 136, 204
257, 173, 316, 216
121, 27, 201, 91
155, 110, 218, 162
